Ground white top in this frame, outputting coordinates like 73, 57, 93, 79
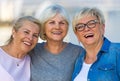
0, 48, 30, 81
74, 62, 92, 81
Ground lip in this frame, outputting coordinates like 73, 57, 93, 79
23, 41, 32, 46
52, 31, 62, 35
84, 33, 94, 38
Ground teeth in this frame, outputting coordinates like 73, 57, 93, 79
52, 31, 62, 34
84, 33, 93, 38
85, 35, 88, 38
23, 41, 32, 46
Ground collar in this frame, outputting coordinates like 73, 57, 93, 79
100, 37, 111, 53
80, 37, 111, 61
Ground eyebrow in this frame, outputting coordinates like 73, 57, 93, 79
76, 19, 98, 25
23, 28, 39, 34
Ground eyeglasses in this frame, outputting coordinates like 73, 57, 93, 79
75, 19, 99, 32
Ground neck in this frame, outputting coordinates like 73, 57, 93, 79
84, 55, 97, 64
1, 43, 26, 59
84, 39, 103, 64
45, 41, 67, 54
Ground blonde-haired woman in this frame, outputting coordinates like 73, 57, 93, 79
72, 7, 120, 81
0, 16, 41, 81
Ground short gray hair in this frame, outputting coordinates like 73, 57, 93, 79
72, 7, 105, 32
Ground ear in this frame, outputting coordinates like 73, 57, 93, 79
12, 28, 16, 38
102, 24, 105, 35
74, 31, 77, 36
74, 31, 79, 39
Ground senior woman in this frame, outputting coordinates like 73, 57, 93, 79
30, 4, 83, 81
0, 16, 41, 81
72, 7, 120, 81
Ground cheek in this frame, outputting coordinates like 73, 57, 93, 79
14, 33, 22, 41
32, 39, 38, 47
75, 32, 82, 41
101, 27, 105, 35
63, 27, 68, 33
98, 25, 105, 35
98, 27, 105, 36
34, 38, 39, 43
64, 29, 68, 34
44, 26, 51, 33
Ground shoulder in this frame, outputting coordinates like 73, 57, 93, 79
110, 42, 120, 50
35, 42, 44, 48
108, 42, 120, 56
65, 42, 84, 56
29, 42, 45, 56
104, 37, 120, 50
67, 42, 84, 50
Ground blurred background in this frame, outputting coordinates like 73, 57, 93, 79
0, 0, 120, 45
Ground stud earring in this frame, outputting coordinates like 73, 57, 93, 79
12, 35, 14, 38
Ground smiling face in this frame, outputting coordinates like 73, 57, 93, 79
12, 20, 40, 52
44, 14, 68, 42
75, 15, 105, 47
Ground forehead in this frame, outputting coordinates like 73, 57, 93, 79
20, 21, 39, 31
50, 14, 66, 21
22, 20, 37, 27
78, 15, 97, 23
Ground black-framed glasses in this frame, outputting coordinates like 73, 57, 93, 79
75, 19, 99, 32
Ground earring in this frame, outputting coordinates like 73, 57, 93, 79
12, 34, 14, 38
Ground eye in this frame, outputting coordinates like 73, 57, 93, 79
59, 22, 65, 25
59, 21, 67, 25
49, 21, 55, 24
33, 34, 39, 38
23, 30, 29, 34
76, 24, 84, 29
88, 21, 96, 25
75, 24, 85, 31
87, 20, 96, 27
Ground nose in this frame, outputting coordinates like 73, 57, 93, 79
55, 23, 60, 29
84, 25, 90, 31
28, 34, 33, 40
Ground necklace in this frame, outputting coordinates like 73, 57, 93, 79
16, 54, 20, 66
16, 55, 27, 67
17, 63, 19, 66
14, 58, 21, 66
14, 59, 21, 67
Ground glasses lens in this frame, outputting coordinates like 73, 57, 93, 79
75, 20, 99, 32
75, 24, 85, 31
87, 20, 97, 28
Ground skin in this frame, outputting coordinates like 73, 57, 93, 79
75, 15, 105, 64
44, 13, 68, 54
45, 14, 68, 42
1, 20, 40, 58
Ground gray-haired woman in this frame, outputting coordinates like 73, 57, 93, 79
30, 4, 83, 81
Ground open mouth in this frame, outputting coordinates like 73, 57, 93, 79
84, 33, 94, 38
